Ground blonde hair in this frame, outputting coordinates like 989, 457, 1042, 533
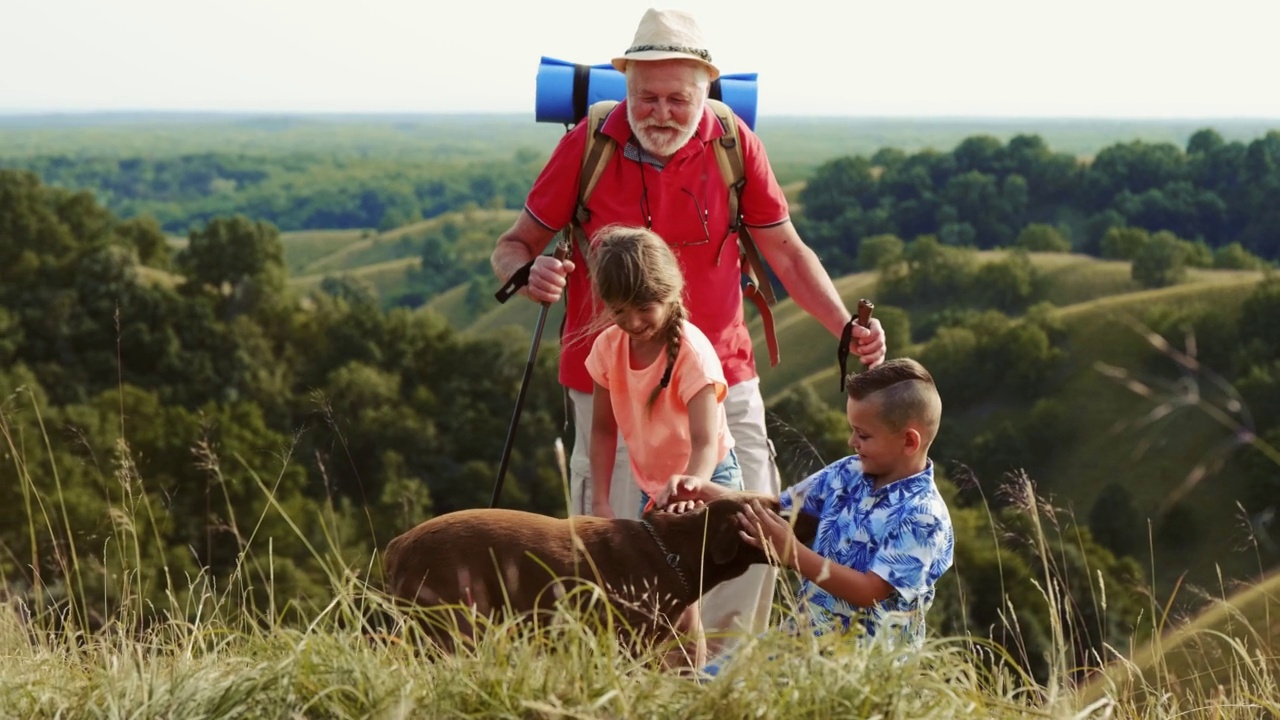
587, 225, 687, 407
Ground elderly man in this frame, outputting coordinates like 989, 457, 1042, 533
490, 8, 886, 645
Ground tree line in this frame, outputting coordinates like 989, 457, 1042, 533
2, 151, 545, 234
796, 129, 1280, 272
5, 127, 1280, 268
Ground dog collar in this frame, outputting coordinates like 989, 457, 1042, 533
640, 519, 691, 596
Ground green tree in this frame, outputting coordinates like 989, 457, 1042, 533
799, 156, 878, 223
1084, 140, 1187, 208
856, 233, 905, 270
972, 250, 1039, 313
177, 215, 286, 315
1186, 128, 1225, 156
877, 235, 977, 305
1213, 242, 1265, 270
1015, 223, 1072, 252
1081, 209, 1126, 256
115, 215, 172, 269
1131, 230, 1189, 288
1100, 226, 1150, 260
1184, 238, 1213, 268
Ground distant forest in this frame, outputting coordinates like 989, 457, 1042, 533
2, 118, 1278, 271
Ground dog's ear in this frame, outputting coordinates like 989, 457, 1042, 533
707, 500, 743, 564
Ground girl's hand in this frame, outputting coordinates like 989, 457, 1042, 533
656, 474, 709, 512
591, 499, 616, 520
737, 500, 800, 568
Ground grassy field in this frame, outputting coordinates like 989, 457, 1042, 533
281, 228, 370, 275
286, 208, 521, 307
1, 448, 1275, 719
290, 257, 422, 299
1077, 567, 1280, 710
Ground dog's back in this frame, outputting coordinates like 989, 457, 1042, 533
383, 496, 821, 648
383, 509, 627, 615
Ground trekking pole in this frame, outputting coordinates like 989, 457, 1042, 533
838, 299, 876, 393
489, 237, 571, 508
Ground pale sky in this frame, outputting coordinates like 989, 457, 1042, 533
5, 0, 1280, 118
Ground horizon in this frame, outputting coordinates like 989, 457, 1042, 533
4, 109, 1280, 123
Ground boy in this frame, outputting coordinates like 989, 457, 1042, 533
659, 358, 954, 651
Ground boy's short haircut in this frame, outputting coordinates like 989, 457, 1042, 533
845, 358, 942, 443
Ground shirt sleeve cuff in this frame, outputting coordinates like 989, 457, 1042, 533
742, 216, 790, 229
524, 205, 557, 232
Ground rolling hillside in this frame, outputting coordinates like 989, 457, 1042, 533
281, 228, 368, 275
286, 208, 520, 306
430, 252, 1270, 601
1076, 567, 1280, 708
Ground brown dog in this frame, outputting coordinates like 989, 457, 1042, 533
382, 492, 817, 652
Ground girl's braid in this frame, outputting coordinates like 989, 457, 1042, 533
648, 301, 687, 409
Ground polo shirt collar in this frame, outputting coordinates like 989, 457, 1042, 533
861, 459, 935, 498
602, 100, 727, 160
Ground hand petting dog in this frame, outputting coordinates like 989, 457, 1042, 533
736, 499, 802, 569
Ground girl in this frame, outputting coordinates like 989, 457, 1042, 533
583, 224, 743, 669
583, 224, 742, 520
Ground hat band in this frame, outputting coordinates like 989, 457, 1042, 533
624, 44, 712, 63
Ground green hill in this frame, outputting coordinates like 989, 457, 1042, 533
287, 208, 520, 306
290, 256, 421, 298
750, 254, 1260, 404
1077, 567, 1280, 708
281, 228, 368, 275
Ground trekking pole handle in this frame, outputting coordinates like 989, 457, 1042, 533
547, 235, 571, 295
856, 299, 875, 330
495, 236, 573, 305
839, 299, 876, 393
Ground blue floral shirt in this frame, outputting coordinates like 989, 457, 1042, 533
779, 456, 954, 648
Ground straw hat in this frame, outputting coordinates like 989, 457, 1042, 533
611, 8, 721, 80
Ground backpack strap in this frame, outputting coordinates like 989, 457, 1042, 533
572, 100, 620, 262
706, 99, 780, 367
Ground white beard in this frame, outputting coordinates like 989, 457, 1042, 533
627, 102, 702, 159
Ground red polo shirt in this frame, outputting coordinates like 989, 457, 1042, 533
524, 100, 791, 394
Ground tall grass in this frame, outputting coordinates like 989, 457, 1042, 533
1, 393, 1277, 718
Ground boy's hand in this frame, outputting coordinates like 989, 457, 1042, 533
737, 500, 801, 568
655, 474, 709, 512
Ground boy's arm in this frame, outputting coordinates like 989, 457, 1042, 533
589, 383, 618, 519
790, 545, 894, 608
738, 500, 893, 607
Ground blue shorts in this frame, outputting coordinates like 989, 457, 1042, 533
639, 449, 743, 518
